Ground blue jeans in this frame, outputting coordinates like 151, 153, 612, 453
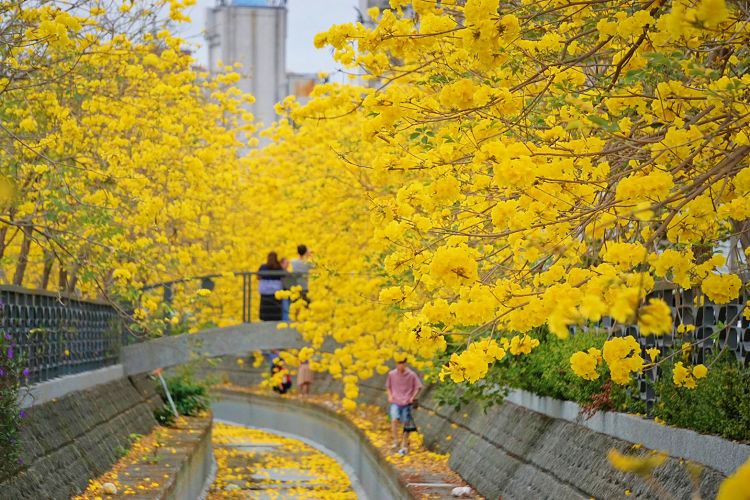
389, 403, 412, 423
281, 299, 290, 321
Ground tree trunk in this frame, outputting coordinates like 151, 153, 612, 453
40, 251, 54, 289
66, 263, 80, 295
58, 267, 68, 292
12, 225, 32, 286
0, 225, 8, 283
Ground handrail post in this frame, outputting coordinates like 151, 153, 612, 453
242, 274, 247, 323
247, 274, 253, 323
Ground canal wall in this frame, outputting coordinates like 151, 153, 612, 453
0, 375, 162, 498
3, 372, 214, 500
198, 356, 743, 500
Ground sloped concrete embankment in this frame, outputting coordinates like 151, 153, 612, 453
1, 375, 161, 498
2, 373, 212, 500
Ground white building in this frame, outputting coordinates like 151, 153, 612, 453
205, 0, 288, 127
358, 0, 390, 25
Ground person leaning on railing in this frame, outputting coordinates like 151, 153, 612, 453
290, 244, 314, 303
279, 256, 294, 321
257, 252, 283, 321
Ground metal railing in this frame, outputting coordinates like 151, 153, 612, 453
0, 286, 121, 384
3, 278, 748, 399
142, 270, 308, 324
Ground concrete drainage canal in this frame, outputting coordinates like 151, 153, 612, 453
209, 390, 411, 499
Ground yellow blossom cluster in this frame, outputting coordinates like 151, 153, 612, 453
607, 448, 668, 477
672, 361, 708, 389
570, 348, 603, 381
718, 455, 750, 500
440, 338, 506, 384
508, 335, 540, 356
245, 0, 750, 394
0, 0, 268, 334
11, 0, 750, 398
602, 336, 645, 385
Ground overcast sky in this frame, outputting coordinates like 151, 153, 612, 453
176, 0, 361, 76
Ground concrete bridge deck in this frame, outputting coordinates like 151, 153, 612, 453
122, 323, 305, 376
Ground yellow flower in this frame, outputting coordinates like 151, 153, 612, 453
718, 456, 750, 500
607, 448, 668, 476
603, 336, 644, 385
692, 364, 708, 379
672, 361, 702, 389
695, 0, 730, 27
570, 350, 600, 381
701, 273, 742, 304
429, 245, 478, 288
19, 117, 37, 132
379, 286, 405, 304
508, 335, 540, 355
646, 348, 660, 362
638, 299, 672, 336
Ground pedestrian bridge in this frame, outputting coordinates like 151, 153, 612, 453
121, 322, 306, 375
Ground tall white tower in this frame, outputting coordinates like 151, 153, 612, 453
358, 0, 390, 24
205, 0, 287, 127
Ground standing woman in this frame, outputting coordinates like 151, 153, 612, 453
279, 257, 293, 321
258, 251, 283, 321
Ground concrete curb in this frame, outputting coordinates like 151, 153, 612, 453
505, 389, 750, 476
163, 416, 213, 500
196, 454, 218, 500
19, 364, 125, 408
212, 389, 413, 500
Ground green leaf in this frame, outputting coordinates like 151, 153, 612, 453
587, 114, 617, 132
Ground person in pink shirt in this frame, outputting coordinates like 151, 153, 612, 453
386, 357, 423, 456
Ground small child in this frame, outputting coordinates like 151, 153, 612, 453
297, 360, 313, 395
271, 363, 292, 394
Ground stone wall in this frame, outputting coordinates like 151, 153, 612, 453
198, 355, 730, 500
394, 384, 725, 500
1, 375, 162, 499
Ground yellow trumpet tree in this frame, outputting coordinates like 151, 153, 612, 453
0, 0, 258, 332
252, 0, 750, 393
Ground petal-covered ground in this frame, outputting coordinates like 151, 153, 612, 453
208, 422, 356, 499
216, 385, 481, 499
73, 415, 211, 498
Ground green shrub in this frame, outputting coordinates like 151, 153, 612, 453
432, 327, 750, 441
154, 368, 210, 427
653, 356, 750, 441
0, 333, 27, 480
433, 329, 639, 413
